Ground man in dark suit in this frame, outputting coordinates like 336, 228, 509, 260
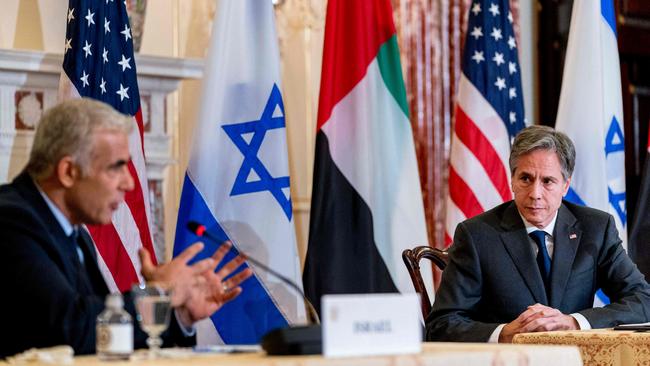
0, 99, 253, 357
427, 125, 650, 343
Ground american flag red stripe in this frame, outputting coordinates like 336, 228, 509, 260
448, 165, 484, 218
85, 115, 154, 292
59, 0, 156, 292
445, 0, 525, 247
124, 162, 155, 255
454, 107, 512, 202
87, 224, 140, 291
133, 109, 146, 150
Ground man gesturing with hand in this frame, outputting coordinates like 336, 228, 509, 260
139, 241, 252, 326
0, 99, 252, 357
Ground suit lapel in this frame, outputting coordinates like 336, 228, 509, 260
499, 203, 548, 304
13, 172, 80, 285
549, 204, 581, 308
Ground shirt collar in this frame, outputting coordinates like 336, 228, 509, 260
519, 210, 558, 237
34, 180, 76, 237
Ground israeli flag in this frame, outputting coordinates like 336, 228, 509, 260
555, 0, 624, 306
556, 0, 625, 242
174, 0, 305, 344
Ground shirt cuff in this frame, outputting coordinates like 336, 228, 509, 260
488, 324, 506, 343
174, 309, 197, 337
570, 313, 591, 330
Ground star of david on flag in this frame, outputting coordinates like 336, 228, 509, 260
223, 84, 292, 220
174, 0, 305, 345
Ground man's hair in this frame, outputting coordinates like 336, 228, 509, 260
509, 125, 576, 181
26, 98, 133, 180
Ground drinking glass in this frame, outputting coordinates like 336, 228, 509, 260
132, 283, 172, 358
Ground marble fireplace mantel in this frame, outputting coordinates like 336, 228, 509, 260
0, 48, 203, 260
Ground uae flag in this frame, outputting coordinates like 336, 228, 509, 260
303, 0, 431, 314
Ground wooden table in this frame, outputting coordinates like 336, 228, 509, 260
513, 329, 650, 366
3, 342, 583, 366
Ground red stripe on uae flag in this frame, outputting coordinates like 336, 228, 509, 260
316, 0, 395, 129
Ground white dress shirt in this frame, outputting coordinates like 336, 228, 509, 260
34, 180, 195, 336
487, 211, 591, 343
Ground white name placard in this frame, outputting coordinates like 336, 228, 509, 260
321, 293, 421, 358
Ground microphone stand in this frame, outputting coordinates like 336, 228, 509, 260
187, 222, 323, 354
233, 252, 321, 325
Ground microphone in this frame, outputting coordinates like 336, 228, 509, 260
186, 221, 320, 325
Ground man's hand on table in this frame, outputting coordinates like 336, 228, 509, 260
499, 303, 579, 343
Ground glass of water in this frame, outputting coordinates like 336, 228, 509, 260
132, 283, 172, 358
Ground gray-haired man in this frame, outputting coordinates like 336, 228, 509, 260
0, 98, 252, 357
427, 125, 650, 343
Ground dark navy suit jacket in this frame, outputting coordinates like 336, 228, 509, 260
426, 200, 650, 342
0, 172, 193, 357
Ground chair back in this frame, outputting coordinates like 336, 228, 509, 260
402, 246, 449, 318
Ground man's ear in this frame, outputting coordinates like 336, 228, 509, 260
56, 156, 79, 188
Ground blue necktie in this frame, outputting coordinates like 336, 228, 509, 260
69, 229, 85, 265
68, 229, 93, 293
529, 230, 551, 288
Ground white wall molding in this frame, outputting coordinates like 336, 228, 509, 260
0, 48, 203, 258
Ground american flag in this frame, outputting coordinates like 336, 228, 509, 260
445, 0, 526, 245
59, 0, 156, 292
